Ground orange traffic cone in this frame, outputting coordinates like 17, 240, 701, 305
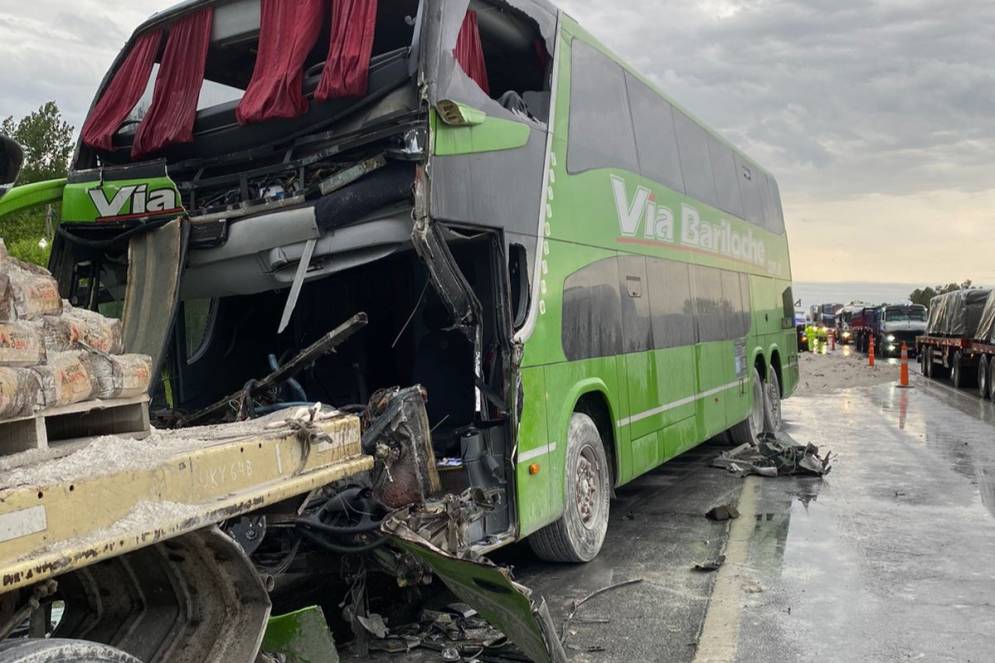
898, 342, 910, 388
868, 335, 876, 367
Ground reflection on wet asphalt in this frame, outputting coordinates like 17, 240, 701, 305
734, 382, 995, 662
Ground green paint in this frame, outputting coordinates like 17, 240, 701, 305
0, 178, 66, 219
510, 18, 799, 538
436, 100, 487, 126
61, 176, 182, 222
433, 111, 531, 156
261, 606, 339, 663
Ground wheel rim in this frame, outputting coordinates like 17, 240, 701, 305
981, 361, 990, 399
575, 444, 604, 529
750, 372, 765, 435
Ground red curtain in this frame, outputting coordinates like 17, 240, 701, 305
81, 31, 163, 152
132, 8, 214, 159
316, 0, 379, 101
236, 0, 325, 125
454, 11, 489, 95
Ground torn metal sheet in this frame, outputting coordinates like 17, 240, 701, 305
713, 433, 834, 478
384, 514, 568, 663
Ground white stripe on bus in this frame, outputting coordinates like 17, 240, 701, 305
616, 380, 744, 429
518, 442, 558, 464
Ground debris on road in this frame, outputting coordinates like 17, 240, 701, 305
560, 578, 645, 643
692, 557, 726, 573
706, 504, 741, 521
713, 433, 834, 478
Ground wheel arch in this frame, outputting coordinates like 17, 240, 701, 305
567, 382, 620, 489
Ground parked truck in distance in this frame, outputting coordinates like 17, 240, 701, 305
849, 304, 927, 357
919, 289, 995, 396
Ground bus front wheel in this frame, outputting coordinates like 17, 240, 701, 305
529, 412, 611, 563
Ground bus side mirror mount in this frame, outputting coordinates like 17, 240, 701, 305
0, 135, 24, 199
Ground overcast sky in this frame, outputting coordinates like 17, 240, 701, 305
2, 0, 993, 285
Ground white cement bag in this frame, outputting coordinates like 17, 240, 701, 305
0, 321, 46, 367
43, 303, 124, 355
86, 353, 153, 400
0, 366, 41, 419
31, 351, 94, 408
2, 259, 62, 320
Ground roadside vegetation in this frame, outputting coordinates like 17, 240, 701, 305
1, 101, 74, 266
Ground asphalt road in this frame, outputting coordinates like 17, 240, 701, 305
356, 367, 995, 662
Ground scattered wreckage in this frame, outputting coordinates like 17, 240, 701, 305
712, 433, 834, 478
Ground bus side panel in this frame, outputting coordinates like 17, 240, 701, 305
623, 346, 697, 482
515, 366, 553, 533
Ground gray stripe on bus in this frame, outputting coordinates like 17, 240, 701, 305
518, 442, 558, 464
616, 380, 744, 428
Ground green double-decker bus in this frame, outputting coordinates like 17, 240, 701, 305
2, 0, 796, 565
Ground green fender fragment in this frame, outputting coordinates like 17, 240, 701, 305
261, 606, 339, 663
0, 178, 67, 219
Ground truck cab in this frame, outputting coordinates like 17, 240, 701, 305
876, 304, 927, 356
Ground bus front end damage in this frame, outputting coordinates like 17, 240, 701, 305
46, 0, 563, 659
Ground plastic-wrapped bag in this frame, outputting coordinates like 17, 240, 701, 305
31, 351, 94, 408
42, 303, 124, 354
2, 259, 62, 320
86, 353, 153, 400
0, 366, 41, 419
0, 321, 46, 367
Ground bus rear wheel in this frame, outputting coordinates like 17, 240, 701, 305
730, 366, 766, 446
0, 640, 140, 663
529, 413, 610, 563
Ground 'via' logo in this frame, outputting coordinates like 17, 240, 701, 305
88, 185, 179, 219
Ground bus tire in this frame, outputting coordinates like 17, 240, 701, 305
729, 366, 766, 446
0, 639, 141, 663
978, 356, 991, 400
529, 413, 610, 563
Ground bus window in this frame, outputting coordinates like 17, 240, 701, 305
692, 265, 725, 343
566, 40, 639, 175
647, 259, 695, 348
626, 72, 685, 195
562, 258, 622, 361
722, 270, 749, 338
707, 134, 745, 220
674, 110, 719, 210
736, 154, 766, 227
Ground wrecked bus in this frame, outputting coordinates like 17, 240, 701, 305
1, 0, 797, 658
17, 0, 796, 561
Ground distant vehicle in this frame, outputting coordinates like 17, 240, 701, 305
850, 304, 926, 357
795, 309, 809, 352
835, 304, 863, 344
819, 303, 843, 328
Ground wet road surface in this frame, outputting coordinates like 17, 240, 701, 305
356, 374, 995, 662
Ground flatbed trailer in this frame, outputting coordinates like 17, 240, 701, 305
0, 410, 372, 662
917, 334, 995, 398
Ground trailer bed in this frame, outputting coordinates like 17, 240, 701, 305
0, 410, 372, 594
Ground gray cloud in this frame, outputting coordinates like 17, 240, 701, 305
559, 0, 995, 201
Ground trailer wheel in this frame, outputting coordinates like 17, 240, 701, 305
0, 639, 141, 663
529, 412, 611, 563
951, 351, 968, 389
920, 348, 929, 376
979, 356, 991, 400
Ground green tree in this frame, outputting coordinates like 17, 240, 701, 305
1, 101, 74, 266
